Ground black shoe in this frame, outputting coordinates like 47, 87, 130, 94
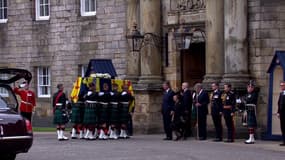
213, 138, 223, 142
280, 143, 285, 146
163, 137, 172, 140
199, 137, 207, 141
224, 139, 234, 143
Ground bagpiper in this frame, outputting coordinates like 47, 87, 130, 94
98, 83, 111, 140
82, 82, 98, 140
119, 84, 134, 139
210, 82, 223, 142
222, 83, 236, 143
244, 81, 258, 144
52, 84, 69, 141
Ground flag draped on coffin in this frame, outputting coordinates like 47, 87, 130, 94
112, 79, 135, 112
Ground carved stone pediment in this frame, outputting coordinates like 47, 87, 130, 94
172, 0, 206, 11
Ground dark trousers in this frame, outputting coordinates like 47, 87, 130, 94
127, 113, 133, 136
197, 108, 207, 139
280, 113, 285, 143
184, 112, 192, 137
163, 111, 172, 139
21, 111, 32, 121
212, 114, 223, 139
223, 109, 235, 140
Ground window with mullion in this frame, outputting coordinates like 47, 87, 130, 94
36, 0, 50, 21
81, 0, 96, 16
0, 0, 8, 23
37, 67, 51, 97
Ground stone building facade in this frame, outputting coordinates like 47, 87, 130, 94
0, 0, 285, 137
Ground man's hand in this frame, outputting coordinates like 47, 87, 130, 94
195, 102, 201, 107
277, 113, 280, 118
230, 113, 234, 116
170, 111, 174, 116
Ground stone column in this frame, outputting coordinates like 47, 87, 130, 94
222, 0, 249, 89
126, 0, 140, 83
133, 0, 163, 134
138, 0, 162, 86
203, 0, 224, 88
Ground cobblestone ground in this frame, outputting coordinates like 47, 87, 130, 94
17, 133, 285, 160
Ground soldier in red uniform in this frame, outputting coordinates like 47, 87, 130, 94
14, 81, 36, 122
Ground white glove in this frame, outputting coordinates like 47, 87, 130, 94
110, 92, 114, 96
236, 98, 241, 104
122, 91, 127, 95
19, 84, 26, 88
98, 92, 104, 96
87, 91, 92, 96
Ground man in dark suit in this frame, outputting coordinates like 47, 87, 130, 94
278, 81, 285, 146
162, 81, 175, 140
194, 83, 209, 140
181, 82, 192, 138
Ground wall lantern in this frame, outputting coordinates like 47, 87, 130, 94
126, 23, 162, 52
173, 27, 206, 51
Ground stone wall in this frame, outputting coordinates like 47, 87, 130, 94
0, 0, 127, 126
248, 0, 285, 131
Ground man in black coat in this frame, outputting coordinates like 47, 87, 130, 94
181, 82, 192, 138
278, 81, 285, 146
194, 83, 209, 140
162, 81, 175, 140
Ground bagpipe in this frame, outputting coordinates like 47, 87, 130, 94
235, 96, 257, 127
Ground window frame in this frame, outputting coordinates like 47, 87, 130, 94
81, 65, 88, 77
80, 0, 97, 17
37, 66, 51, 98
35, 0, 50, 21
0, 0, 8, 23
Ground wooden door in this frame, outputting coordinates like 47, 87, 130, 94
181, 43, 205, 87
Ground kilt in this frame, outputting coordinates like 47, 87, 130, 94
246, 105, 257, 128
53, 108, 68, 125
109, 102, 119, 124
120, 102, 129, 124
71, 102, 85, 124
99, 102, 109, 124
83, 101, 98, 125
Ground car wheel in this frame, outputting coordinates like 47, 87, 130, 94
0, 153, 16, 160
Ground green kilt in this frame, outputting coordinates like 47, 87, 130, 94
109, 102, 119, 124
53, 108, 68, 125
71, 102, 84, 124
99, 102, 109, 124
120, 102, 129, 124
83, 102, 98, 125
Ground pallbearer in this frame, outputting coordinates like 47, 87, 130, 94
70, 92, 85, 139
222, 83, 236, 143
109, 84, 120, 139
98, 83, 111, 140
119, 84, 134, 139
244, 81, 258, 144
82, 83, 98, 140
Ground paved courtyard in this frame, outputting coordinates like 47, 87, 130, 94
17, 133, 285, 160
